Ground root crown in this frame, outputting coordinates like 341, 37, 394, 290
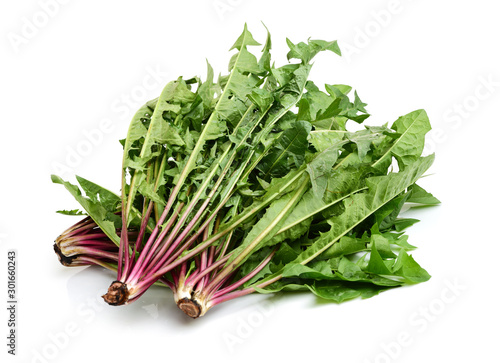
102, 281, 129, 306
177, 297, 201, 318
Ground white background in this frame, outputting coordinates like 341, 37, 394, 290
1, 1, 499, 362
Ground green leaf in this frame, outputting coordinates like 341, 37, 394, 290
229, 47, 263, 74
407, 184, 441, 205
75, 175, 121, 212
373, 109, 431, 170
369, 234, 397, 259
325, 84, 352, 98
51, 175, 120, 245
248, 88, 274, 111
272, 166, 368, 246
387, 232, 417, 250
198, 60, 216, 109
141, 79, 191, 160
287, 155, 435, 266
229, 23, 261, 51
310, 40, 342, 56
309, 130, 346, 152
307, 281, 391, 302
258, 24, 272, 71
282, 261, 334, 280
347, 128, 386, 161
56, 209, 87, 216
259, 121, 312, 178
376, 191, 411, 231
394, 218, 420, 231
225, 69, 258, 100
392, 250, 431, 283
366, 237, 392, 274
286, 39, 341, 64
318, 235, 367, 259
226, 177, 309, 267
338, 257, 367, 280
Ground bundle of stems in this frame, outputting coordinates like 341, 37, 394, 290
53, 25, 439, 318
54, 216, 120, 270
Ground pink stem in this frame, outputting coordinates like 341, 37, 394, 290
205, 275, 232, 299
211, 251, 275, 299
215, 231, 233, 261
117, 213, 127, 280
127, 186, 236, 297
77, 256, 117, 270
126, 202, 183, 283
184, 270, 199, 285
171, 267, 179, 287
60, 238, 116, 249
127, 201, 154, 272
185, 255, 230, 287
179, 260, 187, 282
205, 245, 216, 285
195, 229, 210, 291
75, 248, 119, 260
208, 274, 282, 307
159, 278, 174, 290
142, 161, 236, 280
63, 233, 110, 242
140, 195, 213, 278
135, 201, 154, 253
62, 217, 94, 235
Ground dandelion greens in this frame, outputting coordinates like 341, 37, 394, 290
52, 24, 438, 319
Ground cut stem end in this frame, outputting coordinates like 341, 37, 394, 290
102, 281, 129, 306
53, 243, 77, 267
177, 297, 201, 318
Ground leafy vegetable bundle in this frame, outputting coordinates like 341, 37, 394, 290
52, 25, 439, 318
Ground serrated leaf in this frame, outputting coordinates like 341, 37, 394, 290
407, 184, 441, 205
56, 209, 87, 216
51, 175, 120, 245
392, 250, 431, 283
229, 23, 261, 51
373, 109, 431, 170
286, 155, 435, 266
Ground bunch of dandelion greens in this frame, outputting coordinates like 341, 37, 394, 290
52, 24, 439, 319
